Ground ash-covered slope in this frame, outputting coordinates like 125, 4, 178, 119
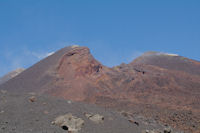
0, 46, 200, 132
0, 68, 25, 85
1, 90, 172, 133
0, 46, 75, 92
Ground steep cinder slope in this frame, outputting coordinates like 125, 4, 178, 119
0, 46, 200, 132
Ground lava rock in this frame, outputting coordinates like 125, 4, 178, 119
164, 127, 172, 133
52, 113, 84, 132
29, 96, 36, 102
84, 113, 104, 123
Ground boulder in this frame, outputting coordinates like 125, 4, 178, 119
84, 113, 104, 124
164, 127, 172, 133
29, 96, 36, 102
52, 113, 84, 133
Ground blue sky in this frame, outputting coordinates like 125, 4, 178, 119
0, 0, 200, 77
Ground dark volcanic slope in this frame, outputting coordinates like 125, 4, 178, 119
0, 90, 171, 133
0, 46, 200, 132
0, 47, 74, 92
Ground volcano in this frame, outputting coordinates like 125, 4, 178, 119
0, 46, 200, 132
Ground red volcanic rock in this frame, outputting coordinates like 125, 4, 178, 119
0, 46, 200, 132
48, 46, 108, 101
